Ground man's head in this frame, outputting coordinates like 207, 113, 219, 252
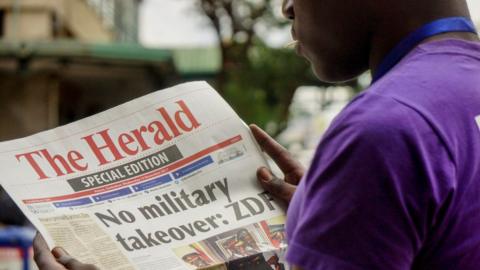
283, 0, 473, 82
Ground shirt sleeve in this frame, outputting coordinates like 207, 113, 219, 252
285, 94, 456, 270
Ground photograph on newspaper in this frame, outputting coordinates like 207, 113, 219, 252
173, 216, 289, 270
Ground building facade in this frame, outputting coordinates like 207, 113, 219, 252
0, 0, 178, 141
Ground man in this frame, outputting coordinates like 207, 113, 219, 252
251, 0, 480, 269
34, 0, 480, 269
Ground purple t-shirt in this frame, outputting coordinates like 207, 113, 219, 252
286, 39, 480, 270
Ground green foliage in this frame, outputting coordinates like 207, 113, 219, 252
223, 41, 318, 134
196, 0, 329, 134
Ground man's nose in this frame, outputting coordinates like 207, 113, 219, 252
282, 0, 294, 20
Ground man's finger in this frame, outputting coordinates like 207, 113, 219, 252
257, 167, 296, 204
57, 256, 87, 270
33, 233, 65, 270
250, 124, 304, 184
53, 247, 98, 270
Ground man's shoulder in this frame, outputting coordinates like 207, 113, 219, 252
370, 39, 480, 105
335, 91, 422, 130
363, 39, 480, 156
324, 92, 428, 147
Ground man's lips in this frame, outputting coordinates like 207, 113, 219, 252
291, 27, 297, 41
290, 27, 302, 55
285, 40, 299, 48
294, 41, 302, 56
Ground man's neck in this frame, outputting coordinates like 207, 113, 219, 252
369, 30, 479, 77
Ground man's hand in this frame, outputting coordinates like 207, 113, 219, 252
33, 233, 99, 270
250, 124, 305, 204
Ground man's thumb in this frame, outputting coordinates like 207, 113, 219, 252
53, 247, 98, 270
257, 167, 295, 203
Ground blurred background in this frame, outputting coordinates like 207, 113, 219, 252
0, 0, 478, 268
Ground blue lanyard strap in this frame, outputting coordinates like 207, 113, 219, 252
372, 17, 478, 83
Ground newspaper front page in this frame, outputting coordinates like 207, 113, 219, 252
0, 82, 289, 270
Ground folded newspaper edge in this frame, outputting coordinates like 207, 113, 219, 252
0, 81, 289, 270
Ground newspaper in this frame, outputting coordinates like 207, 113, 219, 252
0, 81, 289, 270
